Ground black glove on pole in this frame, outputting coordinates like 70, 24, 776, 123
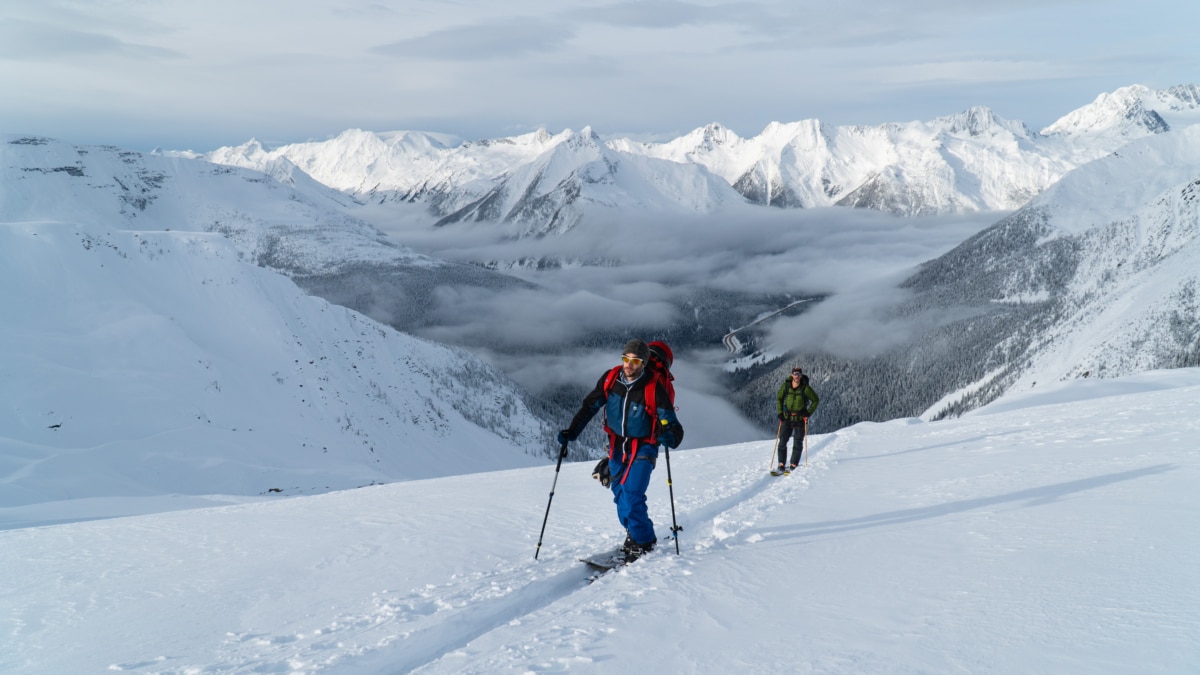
534, 442, 569, 560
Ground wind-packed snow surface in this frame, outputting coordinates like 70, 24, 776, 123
3, 369, 1197, 674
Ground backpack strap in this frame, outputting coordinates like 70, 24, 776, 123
645, 371, 659, 444
601, 366, 622, 396
601, 366, 622, 458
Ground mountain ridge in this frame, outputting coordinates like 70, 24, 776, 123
194, 83, 1200, 230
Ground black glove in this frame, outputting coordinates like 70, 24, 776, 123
591, 458, 611, 487
777, 412, 786, 421
657, 428, 677, 449
556, 429, 575, 446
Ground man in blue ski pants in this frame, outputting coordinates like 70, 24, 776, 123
558, 339, 683, 561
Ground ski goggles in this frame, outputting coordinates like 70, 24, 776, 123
621, 355, 644, 365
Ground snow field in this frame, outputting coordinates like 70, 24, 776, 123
3, 370, 1197, 673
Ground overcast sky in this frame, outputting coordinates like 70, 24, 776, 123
3, 0, 1198, 152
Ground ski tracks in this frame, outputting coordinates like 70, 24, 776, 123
198, 433, 848, 674
682, 432, 845, 555
201, 558, 597, 674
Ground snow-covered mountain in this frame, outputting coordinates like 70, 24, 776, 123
907, 123, 1200, 417
5, 135, 536, 330
429, 127, 740, 236
4, 135, 411, 272
742, 122, 1200, 430
1, 136, 556, 520
4, 368, 1198, 672
201, 84, 1200, 231
203, 127, 742, 238
615, 109, 1056, 215
606, 83, 1200, 217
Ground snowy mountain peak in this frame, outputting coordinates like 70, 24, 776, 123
1159, 83, 1200, 109
935, 105, 1030, 139
562, 126, 603, 149
699, 122, 736, 146
1041, 84, 1171, 137
431, 120, 741, 235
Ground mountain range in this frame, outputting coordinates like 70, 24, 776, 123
194, 84, 1200, 232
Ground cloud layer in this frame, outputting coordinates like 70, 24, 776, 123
353, 200, 998, 446
363, 199, 996, 359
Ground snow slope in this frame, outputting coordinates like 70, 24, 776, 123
0, 217, 549, 527
1, 135, 427, 275
3, 369, 1197, 673
0, 136, 554, 521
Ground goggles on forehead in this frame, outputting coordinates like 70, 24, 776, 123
621, 355, 644, 365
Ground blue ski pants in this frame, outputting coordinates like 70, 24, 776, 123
609, 451, 657, 545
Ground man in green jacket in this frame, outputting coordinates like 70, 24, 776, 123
775, 366, 818, 472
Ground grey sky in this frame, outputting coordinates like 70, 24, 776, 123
1, 0, 1197, 152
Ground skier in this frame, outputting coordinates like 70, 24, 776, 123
558, 339, 684, 562
775, 366, 818, 473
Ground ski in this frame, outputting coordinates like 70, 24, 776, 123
579, 542, 663, 580
579, 548, 627, 581
579, 548, 626, 572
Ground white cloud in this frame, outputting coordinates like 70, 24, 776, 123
0, 18, 181, 61
362, 202, 999, 364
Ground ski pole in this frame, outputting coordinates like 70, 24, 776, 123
534, 442, 568, 560
803, 417, 809, 467
663, 439, 682, 555
770, 419, 783, 469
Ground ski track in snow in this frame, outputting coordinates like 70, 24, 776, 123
180, 435, 845, 674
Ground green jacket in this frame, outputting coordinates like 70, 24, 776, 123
777, 376, 818, 418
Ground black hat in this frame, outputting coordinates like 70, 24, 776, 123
791, 366, 803, 374
622, 339, 650, 361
